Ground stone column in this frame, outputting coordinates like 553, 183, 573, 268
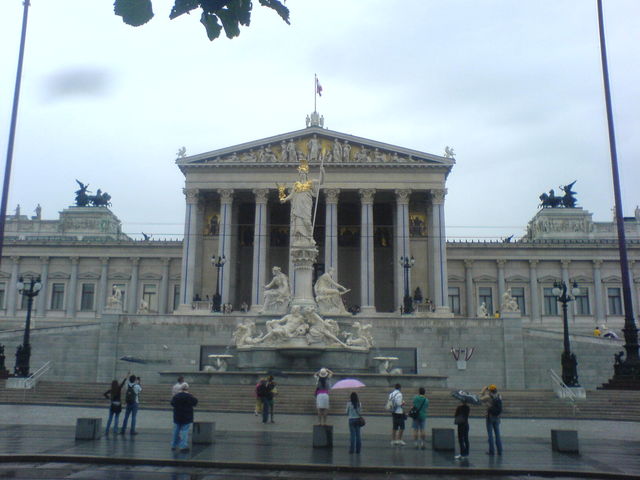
529, 260, 540, 322
593, 260, 605, 325
561, 260, 573, 321
497, 259, 506, 306
430, 189, 449, 312
66, 257, 79, 318
629, 260, 638, 320
159, 258, 170, 314
97, 257, 109, 316
360, 189, 376, 313
36, 257, 49, 317
394, 189, 411, 309
251, 189, 269, 311
324, 189, 340, 276
464, 259, 474, 317
7, 257, 20, 317
218, 189, 234, 305
128, 257, 140, 314
179, 188, 200, 306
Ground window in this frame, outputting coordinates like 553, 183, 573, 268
80, 283, 95, 311
173, 284, 180, 311
142, 284, 157, 312
50, 283, 65, 310
543, 287, 558, 315
0, 282, 5, 309
478, 287, 493, 314
511, 287, 526, 314
574, 287, 590, 315
448, 287, 460, 314
608, 287, 623, 315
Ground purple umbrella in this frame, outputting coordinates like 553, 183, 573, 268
331, 378, 366, 390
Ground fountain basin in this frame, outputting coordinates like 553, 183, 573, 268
235, 345, 370, 372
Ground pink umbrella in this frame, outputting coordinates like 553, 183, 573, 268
331, 378, 366, 390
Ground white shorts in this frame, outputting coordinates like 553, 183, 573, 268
316, 392, 330, 410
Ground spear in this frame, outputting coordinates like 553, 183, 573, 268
311, 149, 326, 231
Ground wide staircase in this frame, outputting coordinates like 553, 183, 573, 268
1, 380, 639, 421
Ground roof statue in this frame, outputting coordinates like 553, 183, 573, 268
176, 146, 187, 158
539, 181, 578, 209
444, 146, 456, 158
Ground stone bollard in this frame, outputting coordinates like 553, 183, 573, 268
75, 418, 102, 440
192, 422, 216, 445
312, 425, 333, 448
431, 428, 455, 451
551, 429, 579, 453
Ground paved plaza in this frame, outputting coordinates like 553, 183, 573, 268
0, 404, 638, 479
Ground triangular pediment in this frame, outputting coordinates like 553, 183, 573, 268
177, 126, 455, 171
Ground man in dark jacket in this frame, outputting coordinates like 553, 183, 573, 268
170, 383, 198, 452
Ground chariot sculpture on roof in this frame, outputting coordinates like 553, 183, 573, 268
538, 180, 577, 209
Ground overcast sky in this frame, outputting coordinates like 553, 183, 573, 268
0, 0, 638, 241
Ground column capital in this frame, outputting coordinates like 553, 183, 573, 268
593, 259, 603, 268
252, 188, 269, 204
10, 256, 20, 264
130, 257, 140, 266
529, 259, 539, 267
100, 257, 110, 266
463, 259, 474, 268
161, 257, 171, 267
183, 188, 199, 204
560, 259, 571, 268
218, 188, 234, 204
70, 256, 79, 265
497, 259, 507, 267
359, 188, 376, 204
325, 188, 340, 204
430, 188, 447, 204
39, 256, 50, 265
394, 189, 411, 204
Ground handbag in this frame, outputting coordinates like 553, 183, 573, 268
409, 397, 427, 419
454, 414, 466, 425
356, 416, 365, 427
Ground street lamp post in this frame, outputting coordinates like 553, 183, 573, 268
14, 275, 41, 377
399, 256, 415, 315
552, 280, 580, 387
211, 255, 226, 313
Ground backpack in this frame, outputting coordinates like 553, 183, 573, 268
125, 384, 136, 405
488, 396, 502, 416
256, 382, 268, 398
386, 392, 397, 412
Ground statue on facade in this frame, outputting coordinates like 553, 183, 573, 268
539, 181, 578, 209
344, 321, 374, 348
278, 157, 323, 246
89, 189, 112, 207
34, 204, 42, 220
477, 302, 488, 318
314, 267, 349, 315
176, 146, 187, 158
260, 306, 307, 345
444, 146, 456, 158
560, 181, 578, 208
75, 180, 91, 206
500, 288, 520, 313
303, 307, 348, 347
106, 286, 123, 310
138, 299, 149, 314
262, 267, 291, 314
307, 134, 320, 162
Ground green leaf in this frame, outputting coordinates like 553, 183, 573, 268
200, 0, 231, 13
114, 0, 154, 27
258, 0, 290, 25
200, 11, 223, 41
169, 0, 201, 20
217, 8, 241, 38
231, 0, 252, 26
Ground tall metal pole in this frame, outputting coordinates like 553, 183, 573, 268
597, 0, 640, 388
0, 1, 31, 268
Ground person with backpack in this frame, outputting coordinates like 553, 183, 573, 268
256, 377, 273, 424
103, 373, 128, 435
453, 398, 471, 460
480, 384, 503, 455
388, 383, 406, 446
120, 375, 142, 435
410, 387, 429, 449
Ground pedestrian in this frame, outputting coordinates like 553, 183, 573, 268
410, 387, 429, 449
346, 391, 363, 454
170, 383, 198, 452
454, 399, 470, 460
479, 384, 503, 455
120, 375, 142, 435
103, 373, 128, 435
254, 377, 264, 416
314, 367, 333, 425
172, 376, 185, 397
388, 383, 406, 446
256, 377, 272, 424
267, 376, 277, 423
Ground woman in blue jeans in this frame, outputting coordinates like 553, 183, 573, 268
103, 374, 127, 435
346, 391, 363, 454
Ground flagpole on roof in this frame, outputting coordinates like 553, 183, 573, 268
314, 73, 317, 113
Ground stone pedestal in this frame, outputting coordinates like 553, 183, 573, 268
431, 428, 455, 451
75, 418, 102, 440
551, 429, 579, 453
312, 424, 333, 448
192, 422, 215, 444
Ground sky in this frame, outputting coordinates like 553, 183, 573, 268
0, 0, 638, 241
